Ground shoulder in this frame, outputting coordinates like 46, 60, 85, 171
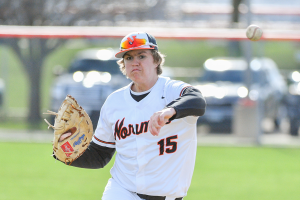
158, 76, 191, 102
102, 82, 131, 107
161, 76, 191, 94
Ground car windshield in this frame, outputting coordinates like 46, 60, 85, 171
69, 59, 122, 74
201, 70, 261, 83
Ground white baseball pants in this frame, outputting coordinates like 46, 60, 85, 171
102, 178, 143, 200
102, 178, 181, 200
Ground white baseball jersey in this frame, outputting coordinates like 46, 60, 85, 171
92, 76, 198, 198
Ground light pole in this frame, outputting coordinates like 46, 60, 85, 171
244, 0, 263, 145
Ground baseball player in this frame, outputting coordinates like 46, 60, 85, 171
57, 32, 206, 200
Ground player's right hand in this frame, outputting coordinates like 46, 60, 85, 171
149, 108, 176, 136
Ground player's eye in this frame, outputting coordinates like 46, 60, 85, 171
139, 55, 145, 59
125, 56, 132, 60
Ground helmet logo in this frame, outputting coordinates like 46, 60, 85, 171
121, 35, 147, 50
127, 36, 135, 45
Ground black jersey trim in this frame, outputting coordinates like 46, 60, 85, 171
130, 91, 150, 102
93, 135, 116, 145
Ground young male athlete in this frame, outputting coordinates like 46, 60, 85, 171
57, 32, 206, 200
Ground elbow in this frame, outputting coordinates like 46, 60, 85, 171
198, 98, 207, 116
199, 108, 206, 116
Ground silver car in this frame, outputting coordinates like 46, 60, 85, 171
49, 48, 130, 129
194, 57, 287, 133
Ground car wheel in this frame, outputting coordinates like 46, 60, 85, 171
274, 104, 288, 131
289, 118, 300, 136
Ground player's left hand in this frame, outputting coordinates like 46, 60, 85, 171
149, 108, 176, 136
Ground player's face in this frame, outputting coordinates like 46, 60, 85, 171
123, 49, 158, 88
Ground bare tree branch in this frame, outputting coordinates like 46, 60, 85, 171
0, 0, 168, 125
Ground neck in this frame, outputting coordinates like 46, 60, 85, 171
132, 76, 158, 92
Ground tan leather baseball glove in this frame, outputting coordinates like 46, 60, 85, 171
44, 95, 93, 165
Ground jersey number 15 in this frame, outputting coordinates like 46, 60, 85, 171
157, 135, 178, 156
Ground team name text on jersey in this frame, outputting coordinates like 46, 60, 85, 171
114, 118, 149, 140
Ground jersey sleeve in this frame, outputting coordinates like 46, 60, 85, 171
164, 80, 192, 103
63, 141, 115, 169
164, 79, 206, 123
92, 102, 116, 148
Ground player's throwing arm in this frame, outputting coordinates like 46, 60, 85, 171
149, 107, 176, 136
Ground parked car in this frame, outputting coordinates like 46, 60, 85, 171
48, 48, 130, 129
194, 57, 287, 133
284, 71, 300, 136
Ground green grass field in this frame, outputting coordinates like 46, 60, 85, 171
1, 142, 300, 200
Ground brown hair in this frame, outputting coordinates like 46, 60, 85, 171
117, 49, 165, 76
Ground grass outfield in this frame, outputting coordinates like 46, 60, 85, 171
1, 143, 300, 200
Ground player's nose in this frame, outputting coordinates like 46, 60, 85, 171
132, 56, 140, 66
